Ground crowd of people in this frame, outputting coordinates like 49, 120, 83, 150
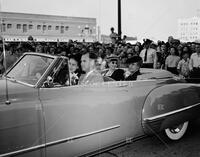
0, 33, 200, 84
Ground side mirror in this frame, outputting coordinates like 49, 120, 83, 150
43, 76, 54, 88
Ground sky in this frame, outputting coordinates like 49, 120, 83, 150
1, 0, 200, 41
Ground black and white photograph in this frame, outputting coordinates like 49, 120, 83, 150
1, 0, 200, 156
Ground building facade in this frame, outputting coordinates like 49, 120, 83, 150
178, 17, 200, 42
0, 12, 96, 42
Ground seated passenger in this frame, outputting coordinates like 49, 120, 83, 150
67, 54, 82, 85
124, 56, 143, 81
54, 55, 81, 86
79, 52, 104, 85
102, 54, 124, 81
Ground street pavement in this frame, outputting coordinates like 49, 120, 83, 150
95, 118, 200, 157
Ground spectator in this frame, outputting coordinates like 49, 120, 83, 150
177, 44, 183, 56
2, 45, 18, 70
36, 44, 43, 53
165, 46, 180, 75
177, 51, 190, 79
134, 45, 141, 56
182, 45, 191, 57
127, 48, 134, 58
140, 39, 157, 68
189, 43, 200, 83
166, 36, 174, 47
109, 27, 118, 44
155, 43, 168, 69
122, 35, 127, 44
190, 42, 196, 54
99, 53, 107, 71
0, 53, 4, 74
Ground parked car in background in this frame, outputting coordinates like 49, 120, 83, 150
0, 52, 200, 157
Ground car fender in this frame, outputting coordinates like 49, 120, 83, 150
142, 83, 200, 135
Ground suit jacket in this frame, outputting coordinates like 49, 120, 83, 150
103, 69, 125, 81
124, 70, 141, 81
79, 70, 104, 85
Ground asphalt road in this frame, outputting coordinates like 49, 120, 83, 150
95, 118, 200, 157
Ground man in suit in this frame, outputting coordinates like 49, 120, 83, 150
79, 52, 104, 85
124, 56, 143, 81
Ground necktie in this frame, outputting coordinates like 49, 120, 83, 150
144, 48, 148, 62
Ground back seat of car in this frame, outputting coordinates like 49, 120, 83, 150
103, 76, 115, 82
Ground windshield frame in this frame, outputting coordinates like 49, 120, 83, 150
4, 52, 57, 88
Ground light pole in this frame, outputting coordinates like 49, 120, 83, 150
118, 0, 121, 41
0, 0, 10, 105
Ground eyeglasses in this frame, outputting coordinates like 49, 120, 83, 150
111, 61, 118, 64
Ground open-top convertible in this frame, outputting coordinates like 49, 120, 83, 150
1, 52, 200, 157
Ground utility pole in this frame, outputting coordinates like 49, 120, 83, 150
0, 0, 10, 105
118, 0, 122, 41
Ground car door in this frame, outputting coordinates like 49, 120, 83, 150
0, 81, 45, 157
39, 85, 124, 157
39, 83, 152, 157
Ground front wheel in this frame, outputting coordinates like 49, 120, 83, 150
164, 121, 189, 140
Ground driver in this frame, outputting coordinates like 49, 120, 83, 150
124, 56, 143, 81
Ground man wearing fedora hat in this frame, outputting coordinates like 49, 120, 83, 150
102, 54, 125, 81
124, 56, 143, 81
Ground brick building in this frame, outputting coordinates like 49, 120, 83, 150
0, 12, 96, 42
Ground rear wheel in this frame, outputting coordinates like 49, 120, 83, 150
164, 121, 189, 140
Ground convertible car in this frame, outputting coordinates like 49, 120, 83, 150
0, 52, 200, 157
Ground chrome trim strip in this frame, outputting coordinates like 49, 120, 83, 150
0, 125, 120, 157
144, 103, 200, 121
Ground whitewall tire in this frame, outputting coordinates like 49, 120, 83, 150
164, 121, 189, 140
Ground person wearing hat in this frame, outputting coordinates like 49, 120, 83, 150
79, 51, 104, 85
102, 54, 125, 81
124, 56, 143, 81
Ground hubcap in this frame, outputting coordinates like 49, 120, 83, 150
169, 124, 183, 133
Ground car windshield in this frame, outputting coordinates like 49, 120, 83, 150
7, 54, 54, 85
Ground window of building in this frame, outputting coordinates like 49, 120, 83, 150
61, 26, 64, 33
7, 24, 12, 29
23, 24, 27, 33
29, 24, 33, 29
17, 24, 21, 29
65, 26, 69, 31
55, 26, 59, 30
48, 25, 52, 30
43, 25, 47, 31
37, 25, 41, 30
2, 23, 6, 32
